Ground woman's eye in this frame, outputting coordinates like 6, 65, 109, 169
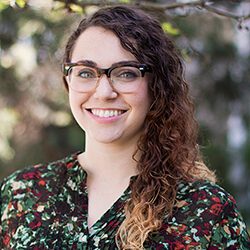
117, 71, 138, 79
77, 69, 96, 79
112, 66, 141, 81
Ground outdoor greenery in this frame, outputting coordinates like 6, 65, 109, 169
0, 0, 249, 227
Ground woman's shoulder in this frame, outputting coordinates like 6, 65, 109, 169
2, 152, 77, 182
0, 152, 84, 248
177, 179, 235, 204
175, 179, 240, 220
150, 180, 250, 248
0, 152, 80, 204
171, 179, 249, 247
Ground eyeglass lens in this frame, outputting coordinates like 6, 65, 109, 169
68, 65, 143, 93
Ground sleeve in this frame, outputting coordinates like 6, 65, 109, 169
208, 195, 250, 249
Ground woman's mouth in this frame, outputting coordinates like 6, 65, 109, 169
87, 109, 127, 118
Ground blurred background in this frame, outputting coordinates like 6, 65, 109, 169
0, 0, 249, 227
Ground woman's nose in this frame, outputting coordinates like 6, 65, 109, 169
93, 75, 118, 100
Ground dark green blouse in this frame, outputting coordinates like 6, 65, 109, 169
0, 152, 249, 249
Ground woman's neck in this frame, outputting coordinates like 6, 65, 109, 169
78, 139, 139, 182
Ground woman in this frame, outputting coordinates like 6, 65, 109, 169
0, 5, 249, 250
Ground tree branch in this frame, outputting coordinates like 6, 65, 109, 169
130, 0, 206, 11
54, 0, 250, 25
203, 3, 250, 21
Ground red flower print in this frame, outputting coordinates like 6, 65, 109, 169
108, 220, 120, 228
32, 189, 43, 198
22, 171, 41, 180
178, 224, 187, 233
38, 179, 46, 186
156, 246, 165, 250
173, 242, 185, 250
17, 212, 23, 217
183, 235, 191, 242
8, 202, 12, 209
66, 162, 74, 169
33, 247, 42, 250
211, 196, 221, 203
29, 220, 42, 229
198, 190, 207, 200
221, 218, 229, 225
3, 234, 11, 245
209, 203, 223, 216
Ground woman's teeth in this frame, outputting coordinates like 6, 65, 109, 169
91, 109, 124, 118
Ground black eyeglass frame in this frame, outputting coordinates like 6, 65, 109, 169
62, 61, 152, 78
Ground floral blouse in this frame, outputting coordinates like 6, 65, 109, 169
0, 152, 249, 249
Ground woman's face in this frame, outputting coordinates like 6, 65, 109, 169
68, 26, 151, 146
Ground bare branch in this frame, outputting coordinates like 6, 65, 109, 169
132, 0, 205, 11
203, 3, 250, 21
53, 0, 250, 24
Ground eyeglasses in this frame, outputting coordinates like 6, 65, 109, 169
62, 60, 151, 93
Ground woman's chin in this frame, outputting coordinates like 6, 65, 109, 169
88, 131, 124, 145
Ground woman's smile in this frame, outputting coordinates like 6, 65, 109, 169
85, 108, 128, 124
89, 108, 127, 118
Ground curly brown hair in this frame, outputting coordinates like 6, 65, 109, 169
63, 5, 216, 249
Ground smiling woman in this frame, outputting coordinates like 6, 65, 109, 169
0, 5, 249, 250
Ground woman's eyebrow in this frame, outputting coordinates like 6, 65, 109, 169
110, 60, 139, 68
74, 59, 139, 68
74, 60, 97, 67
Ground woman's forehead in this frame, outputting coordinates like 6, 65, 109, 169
70, 26, 137, 67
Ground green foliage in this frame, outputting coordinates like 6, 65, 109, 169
15, 0, 27, 8
162, 22, 180, 36
118, 0, 131, 3
0, 1, 9, 11
0, 108, 19, 162
69, 4, 84, 13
